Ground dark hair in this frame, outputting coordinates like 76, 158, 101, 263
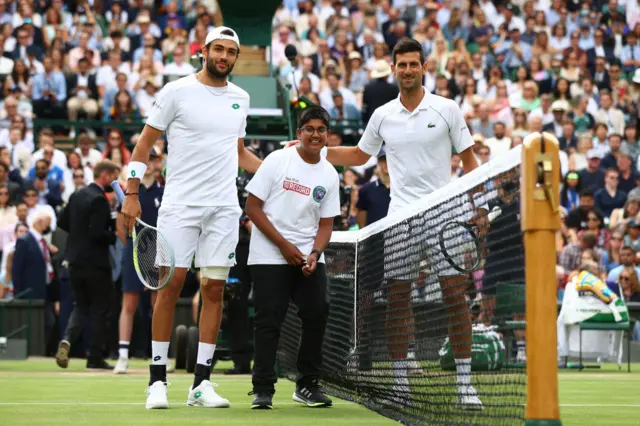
580, 188, 594, 198
622, 245, 636, 252
24, 187, 37, 196
392, 38, 424, 65
298, 106, 330, 129
36, 159, 50, 168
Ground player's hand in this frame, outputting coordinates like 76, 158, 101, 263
279, 240, 305, 266
284, 140, 300, 148
121, 195, 141, 235
302, 252, 319, 276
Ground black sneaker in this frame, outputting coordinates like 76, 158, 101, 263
293, 383, 332, 407
249, 391, 273, 409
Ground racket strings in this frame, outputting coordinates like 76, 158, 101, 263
134, 227, 173, 289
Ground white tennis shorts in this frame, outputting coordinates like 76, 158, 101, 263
383, 206, 476, 281
157, 203, 242, 268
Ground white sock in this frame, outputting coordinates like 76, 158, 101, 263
455, 358, 472, 386
118, 341, 129, 360
151, 341, 170, 365
196, 342, 216, 367
392, 359, 407, 379
517, 341, 526, 350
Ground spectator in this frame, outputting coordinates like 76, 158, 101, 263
163, 46, 195, 81
0, 222, 28, 300
32, 54, 66, 120
601, 134, 624, 170
31, 128, 66, 170
608, 245, 640, 283
102, 128, 131, 168
329, 91, 360, 120
361, 59, 397, 123
74, 132, 102, 168
28, 146, 64, 184
66, 57, 99, 129
356, 149, 390, 228
610, 197, 640, 231
484, 122, 511, 159
559, 230, 607, 273
595, 91, 625, 136
578, 149, 605, 190
606, 230, 625, 271
27, 159, 63, 210
578, 209, 610, 250
565, 188, 596, 235
595, 168, 627, 218
561, 172, 582, 212
23, 187, 57, 233
4, 58, 31, 101
12, 211, 55, 303
616, 149, 638, 193
6, 124, 31, 178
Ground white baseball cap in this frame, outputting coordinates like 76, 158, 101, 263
205, 26, 240, 48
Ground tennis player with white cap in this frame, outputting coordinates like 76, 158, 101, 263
120, 26, 262, 409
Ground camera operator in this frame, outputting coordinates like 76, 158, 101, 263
224, 170, 254, 374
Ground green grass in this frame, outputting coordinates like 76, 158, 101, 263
0, 359, 638, 425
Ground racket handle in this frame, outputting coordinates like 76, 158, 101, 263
111, 180, 125, 204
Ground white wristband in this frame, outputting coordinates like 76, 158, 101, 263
127, 161, 147, 179
320, 146, 328, 158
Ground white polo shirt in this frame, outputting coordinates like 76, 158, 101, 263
358, 88, 474, 214
146, 74, 249, 207
246, 147, 340, 265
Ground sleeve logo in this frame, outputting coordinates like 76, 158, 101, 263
232, 103, 240, 109
312, 186, 326, 203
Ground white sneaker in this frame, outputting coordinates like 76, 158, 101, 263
187, 380, 230, 408
167, 363, 175, 373
516, 347, 527, 363
457, 385, 484, 411
114, 358, 128, 374
146, 381, 169, 409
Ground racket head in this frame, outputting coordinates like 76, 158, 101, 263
132, 222, 175, 290
438, 220, 482, 273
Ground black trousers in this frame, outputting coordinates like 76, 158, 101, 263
227, 242, 252, 368
63, 265, 115, 362
251, 264, 329, 393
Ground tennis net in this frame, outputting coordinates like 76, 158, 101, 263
279, 146, 526, 425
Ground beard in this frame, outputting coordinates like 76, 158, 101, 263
206, 57, 234, 80
397, 73, 422, 91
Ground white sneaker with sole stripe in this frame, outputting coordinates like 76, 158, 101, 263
187, 380, 230, 408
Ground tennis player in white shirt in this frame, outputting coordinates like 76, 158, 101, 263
120, 26, 262, 410
288, 38, 484, 409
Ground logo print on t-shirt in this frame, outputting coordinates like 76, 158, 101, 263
232, 103, 240, 109
312, 186, 326, 203
283, 179, 311, 196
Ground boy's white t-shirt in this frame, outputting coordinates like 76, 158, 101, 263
246, 147, 341, 265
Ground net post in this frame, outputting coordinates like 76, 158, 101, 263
521, 132, 562, 426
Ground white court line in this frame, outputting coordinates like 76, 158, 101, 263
0, 401, 355, 406
0, 402, 637, 407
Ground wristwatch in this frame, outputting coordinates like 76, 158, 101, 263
310, 249, 322, 258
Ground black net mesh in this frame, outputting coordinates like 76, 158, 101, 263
279, 150, 527, 425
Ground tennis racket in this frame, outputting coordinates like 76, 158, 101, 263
111, 181, 175, 290
438, 220, 482, 273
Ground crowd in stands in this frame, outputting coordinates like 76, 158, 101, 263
0, 0, 639, 355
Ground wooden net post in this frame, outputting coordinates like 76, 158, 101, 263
521, 132, 562, 426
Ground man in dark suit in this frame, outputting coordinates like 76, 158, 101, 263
12, 211, 58, 347
66, 57, 99, 122
55, 160, 121, 370
10, 25, 43, 63
361, 60, 399, 124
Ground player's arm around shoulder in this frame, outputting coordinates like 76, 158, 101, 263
303, 163, 341, 276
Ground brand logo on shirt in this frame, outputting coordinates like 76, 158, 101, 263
232, 103, 240, 110
428, 123, 436, 128
228, 252, 235, 260
283, 179, 311, 196
312, 186, 326, 203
